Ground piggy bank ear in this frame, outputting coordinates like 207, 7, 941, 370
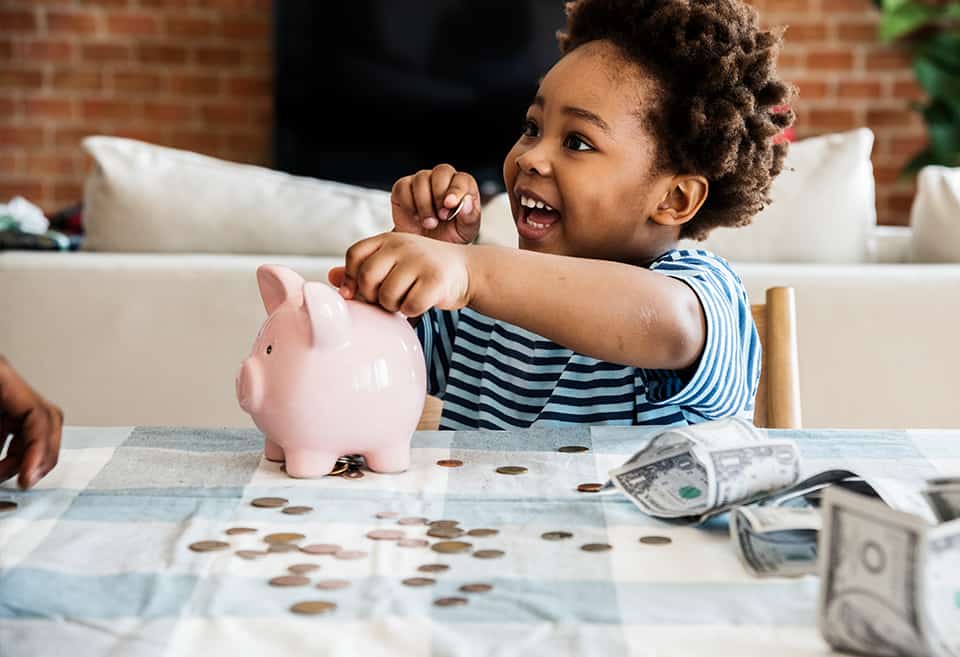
257, 265, 305, 315
302, 282, 351, 350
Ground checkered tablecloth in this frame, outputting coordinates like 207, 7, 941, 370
1, 425, 958, 657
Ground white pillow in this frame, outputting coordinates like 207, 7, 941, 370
82, 136, 393, 255
909, 165, 960, 263
680, 128, 877, 263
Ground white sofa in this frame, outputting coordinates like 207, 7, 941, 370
2, 133, 960, 430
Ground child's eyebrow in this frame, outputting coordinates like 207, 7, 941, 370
533, 94, 611, 135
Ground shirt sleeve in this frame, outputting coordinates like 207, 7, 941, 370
414, 307, 460, 398
638, 251, 761, 421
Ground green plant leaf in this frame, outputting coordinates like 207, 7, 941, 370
879, 1, 938, 41
917, 32, 960, 74
903, 146, 948, 176
914, 55, 960, 114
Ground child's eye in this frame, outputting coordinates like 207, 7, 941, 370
521, 118, 539, 138
564, 134, 594, 152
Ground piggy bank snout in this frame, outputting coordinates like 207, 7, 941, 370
237, 358, 263, 414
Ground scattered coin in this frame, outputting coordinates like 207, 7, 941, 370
0, 500, 17, 513
235, 550, 269, 560
375, 511, 400, 519
496, 466, 527, 475
427, 526, 465, 539
431, 541, 472, 554
225, 527, 257, 535
268, 543, 299, 554
290, 600, 337, 615
270, 575, 311, 587
436, 459, 464, 468
541, 531, 574, 541
343, 470, 365, 480
577, 483, 604, 493
315, 579, 351, 590
300, 543, 341, 555
398, 517, 428, 526
473, 549, 505, 559
398, 539, 429, 548
288, 563, 321, 575
333, 549, 368, 560
251, 497, 288, 508
367, 529, 405, 541
264, 532, 306, 544
417, 563, 450, 573
558, 445, 590, 453
466, 528, 498, 537
434, 597, 468, 607
282, 506, 314, 515
402, 577, 436, 587
639, 535, 673, 546
460, 583, 493, 593
327, 462, 349, 477
581, 543, 613, 552
428, 519, 459, 528
189, 540, 230, 552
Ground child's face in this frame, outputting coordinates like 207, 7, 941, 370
503, 40, 682, 264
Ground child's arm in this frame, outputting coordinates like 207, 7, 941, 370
466, 245, 706, 370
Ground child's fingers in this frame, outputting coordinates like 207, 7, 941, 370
376, 265, 419, 313
441, 172, 477, 215
411, 170, 440, 229
398, 278, 436, 318
389, 177, 421, 234
429, 164, 457, 219
352, 251, 397, 307
327, 266, 346, 287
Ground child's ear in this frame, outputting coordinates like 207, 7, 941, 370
650, 175, 709, 228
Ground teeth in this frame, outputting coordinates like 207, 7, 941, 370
519, 195, 554, 212
535, 201, 544, 209
525, 216, 549, 229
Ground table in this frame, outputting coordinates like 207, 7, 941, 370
1, 425, 957, 657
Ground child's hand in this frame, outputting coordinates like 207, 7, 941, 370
391, 164, 481, 245
328, 232, 472, 316
0, 357, 63, 489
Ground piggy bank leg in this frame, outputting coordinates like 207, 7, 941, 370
264, 439, 284, 463
284, 449, 339, 479
364, 444, 411, 474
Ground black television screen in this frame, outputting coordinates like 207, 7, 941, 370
273, 1, 568, 196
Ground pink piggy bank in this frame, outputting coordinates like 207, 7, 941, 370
236, 264, 427, 478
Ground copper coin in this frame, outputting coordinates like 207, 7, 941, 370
366, 529, 405, 541
397, 517, 429, 526
300, 543, 341, 555
251, 497, 288, 508
495, 466, 527, 475
269, 575, 311, 587
639, 535, 673, 546
581, 543, 613, 552
0, 500, 18, 513
264, 532, 305, 544
268, 543, 299, 554
282, 506, 314, 515
466, 528, 498, 537
577, 483, 604, 493
431, 541, 472, 554
428, 520, 459, 528
541, 531, 574, 541
315, 579, 351, 590
235, 550, 269, 560
343, 470, 365, 479
402, 577, 436, 587
375, 511, 400, 519
290, 600, 337, 615
225, 527, 257, 535
436, 459, 464, 468
398, 539, 429, 548
427, 527, 465, 539
189, 540, 230, 552
327, 463, 349, 476
288, 563, 321, 575
460, 583, 493, 593
558, 445, 589, 453
417, 563, 450, 573
333, 549, 368, 560
473, 549, 504, 559
434, 597, 468, 607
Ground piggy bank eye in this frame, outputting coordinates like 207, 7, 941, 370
266, 345, 273, 355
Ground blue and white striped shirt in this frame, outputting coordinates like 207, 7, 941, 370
415, 249, 760, 430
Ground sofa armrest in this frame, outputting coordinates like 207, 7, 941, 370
867, 225, 913, 264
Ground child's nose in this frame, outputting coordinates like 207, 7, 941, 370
516, 146, 552, 177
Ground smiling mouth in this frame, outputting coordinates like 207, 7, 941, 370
517, 195, 561, 236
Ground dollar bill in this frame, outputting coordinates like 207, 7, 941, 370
609, 417, 801, 521
818, 487, 960, 657
923, 478, 960, 523
730, 505, 820, 578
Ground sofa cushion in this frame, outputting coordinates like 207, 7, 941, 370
678, 128, 877, 263
909, 165, 960, 263
82, 136, 394, 256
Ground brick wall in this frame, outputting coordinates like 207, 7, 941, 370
0, 0, 926, 226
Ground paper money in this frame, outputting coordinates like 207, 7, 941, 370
818, 487, 960, 657
923, 478, 960, 523
730, 505, 821, 578
609, 417, 801, 521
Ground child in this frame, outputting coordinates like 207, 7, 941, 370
329, 0, 794, 430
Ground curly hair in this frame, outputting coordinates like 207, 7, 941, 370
557, 0, 795, 240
